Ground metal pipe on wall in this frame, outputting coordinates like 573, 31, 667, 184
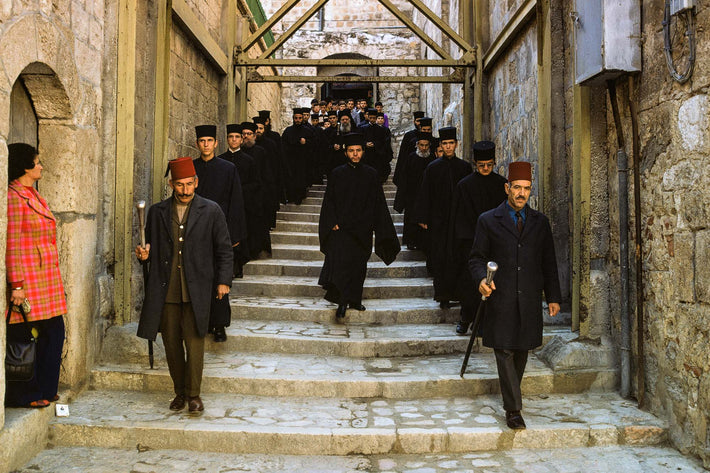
607, 80, 631, 398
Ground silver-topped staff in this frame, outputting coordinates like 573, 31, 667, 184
460, 261, 498, 378
136, 200, 153, 369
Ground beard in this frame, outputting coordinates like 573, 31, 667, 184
339, 122, 352, 134
416, 148, 431, 158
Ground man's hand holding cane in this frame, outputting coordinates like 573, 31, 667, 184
479, 279, 560, 317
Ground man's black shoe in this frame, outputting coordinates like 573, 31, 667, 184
336, 304, 347, 319
213, 326, 227, 342
455, 321, 470, 335
440, 300, 451, 309
505, 410, 526, 430
349, 303, 366, 311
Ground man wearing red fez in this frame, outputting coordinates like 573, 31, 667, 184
469, 160, 561, 430
135, 157, 233, 413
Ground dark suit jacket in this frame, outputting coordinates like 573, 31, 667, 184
469, 201, 562, 350
137, 194, 233, 340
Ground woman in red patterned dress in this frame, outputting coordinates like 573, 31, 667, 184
5, 143, 67, 408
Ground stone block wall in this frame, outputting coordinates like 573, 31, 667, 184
0, 0, 111, 429
260, 0, 413, 31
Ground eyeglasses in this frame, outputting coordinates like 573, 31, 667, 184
476, 162, 494, 168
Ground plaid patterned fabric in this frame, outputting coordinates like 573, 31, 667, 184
6, 181, 67, 324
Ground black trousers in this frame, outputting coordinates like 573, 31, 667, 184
5, 315, 65, 407
494, 348, 528, 412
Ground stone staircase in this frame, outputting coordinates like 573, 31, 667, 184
11, 183, 704, 472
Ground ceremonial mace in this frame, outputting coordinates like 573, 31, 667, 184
136, 200, 154, 369
459, 261, 498, 378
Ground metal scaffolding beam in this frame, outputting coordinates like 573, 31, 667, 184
247, 70, 465, 83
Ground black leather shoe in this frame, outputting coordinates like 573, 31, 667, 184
336, 304, 347, 319
455, 321, 470, 335
439, 300, 451, 309
169, 395, 186, 411
213, 326, 227, 342
349, 303, 366, 311
505, 410, 526, 430
188, 396, 204, 413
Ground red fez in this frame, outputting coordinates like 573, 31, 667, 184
508, 161, 532, 182
169, 157, 196, 180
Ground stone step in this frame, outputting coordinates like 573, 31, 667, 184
281, 203, 398, 214
277, 211, 404, 223
274, 220, 404, 233
205, 322, 568, 358
270, 244, 422, 261
49, 391, 663, 456
232, 276, 434, 298
242, 259, 428, 278
230, 296, 458, 324
17, 445, 706, 473
270, 231, 404, 246
308, 188, 397, 198
91, 350, 615, 399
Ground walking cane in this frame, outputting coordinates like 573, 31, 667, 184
460, 261, 498, 378
136, 200, 154, 369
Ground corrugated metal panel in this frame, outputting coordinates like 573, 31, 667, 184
246, 0, 275, 47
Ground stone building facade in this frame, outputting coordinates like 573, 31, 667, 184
0, 0, 280, 464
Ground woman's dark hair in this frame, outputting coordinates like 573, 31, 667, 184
8, 143, 38, 182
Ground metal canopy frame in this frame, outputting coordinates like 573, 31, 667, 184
234, 0, 477, 85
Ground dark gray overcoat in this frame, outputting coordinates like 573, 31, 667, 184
469, 201, 562, 350
137, 194, 233, 340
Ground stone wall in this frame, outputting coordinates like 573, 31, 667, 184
628, 3, 710, 466
0, 0, 110, 406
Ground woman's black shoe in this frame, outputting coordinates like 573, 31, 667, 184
336, 304, 347, 319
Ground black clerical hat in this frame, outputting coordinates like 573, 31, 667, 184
226, 123, 242, 135
342, 133, 364, 148
258, 110, 271, 118
419, 117, 433, 127
414, 111, 425, 119
438, 127, 457, 141
240, 121, 257, 132
195, 125, 216, 139
473, 140, 496, 161
253, 116, 266, 124
416, 131, 433, 142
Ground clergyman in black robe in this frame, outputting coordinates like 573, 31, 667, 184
393, 131, 435, 250
449, 140, 507, 335
318, 133, 401, 320
241, 121, 274, 256
413, 126, 472, 307
281, 108, 315, 204
392, 111, 425, 186
192, 124, 246, 342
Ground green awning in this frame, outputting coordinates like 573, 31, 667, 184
246, 0, 274, 47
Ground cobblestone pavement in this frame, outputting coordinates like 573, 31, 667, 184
13, 446, 706, 472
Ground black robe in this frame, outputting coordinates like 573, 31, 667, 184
413, 156, 472, 301
469, 202, 562, 350
243, 142, 276, 252
218, 148, 263, 260
318, 162, 400, 306
393, 127, 418, 186
393, 150, 434, 248
449, 171, 507, 307
256, 134, 284, 225
193, 156, 247, 327
359, 122, 391, 182
265, 128, 289, 204
281, 123, 315, 203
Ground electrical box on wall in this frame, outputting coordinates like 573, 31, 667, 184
670, 0, 695, 16
574, 0, 641, 85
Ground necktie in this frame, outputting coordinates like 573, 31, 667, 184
515, 211, 523, 234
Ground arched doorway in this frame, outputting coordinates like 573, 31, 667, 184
318, 53, 376, 104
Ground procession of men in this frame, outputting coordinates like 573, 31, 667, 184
135, 98, 561, 429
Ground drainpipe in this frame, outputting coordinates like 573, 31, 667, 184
607, 80, 631, 398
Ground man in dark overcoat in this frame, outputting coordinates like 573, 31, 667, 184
136, 157, 233, 413
469, 161, 561, 430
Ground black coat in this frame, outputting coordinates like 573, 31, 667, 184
449, 172, 507, 304
318, 162, 400, 305
137, 195, 233, 340
469, 202, 562, 350
413, 156, 472, 301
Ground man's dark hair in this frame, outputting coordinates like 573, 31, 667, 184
8, 143, 38, 182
